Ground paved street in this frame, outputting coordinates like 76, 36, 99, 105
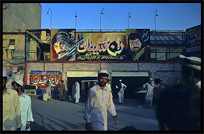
29, 95, 159, 131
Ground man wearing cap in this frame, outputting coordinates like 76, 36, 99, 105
143, 78, 157, 108
116, 79, 127, 104
12, 80, 34, 131
84, 70, 119, 131
179, 55, 201, 89
2, 70, 22, 131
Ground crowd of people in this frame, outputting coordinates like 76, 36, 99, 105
2, 54, 201, 131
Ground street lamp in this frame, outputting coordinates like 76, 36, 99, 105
128, 11, 131, 28
75, 10, 77, 29
47, 8, 52, 29
154, 9, 158, 38
154, 9, 158, 60
100, 8, 104, 32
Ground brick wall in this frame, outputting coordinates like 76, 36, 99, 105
26, 61, 182, 86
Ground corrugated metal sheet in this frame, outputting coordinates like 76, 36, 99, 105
112, 72, 149, 77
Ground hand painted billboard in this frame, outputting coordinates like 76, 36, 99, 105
76, 33, 127, 61
125, 29, 151, 61
30, 71, 62, 89
185, 25, 201, 53
50, 29, 84, 61
50, 29, 150, 61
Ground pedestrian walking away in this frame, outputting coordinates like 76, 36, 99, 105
154, 79, 165, 103
2, 70, 22, 131
12, 80, 34, 131
74, 80, 80, 103
84, 70, 119, 131
143, 78, 157, 108
44, 80, 52, 101
116, 79, 127, 104
106, 79, 113, 98
60, 80, 66, 101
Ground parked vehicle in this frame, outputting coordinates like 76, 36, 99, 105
134, 87, 146, 99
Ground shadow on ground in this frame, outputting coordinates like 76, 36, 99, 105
30, 122, 47, 130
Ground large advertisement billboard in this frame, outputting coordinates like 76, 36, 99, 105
185, 25, 201, 53
76, 33, 126, 61
50, 29, 150, 61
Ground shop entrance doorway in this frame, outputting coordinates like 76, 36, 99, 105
67, 77, 97, 102
112, 77, 149, 99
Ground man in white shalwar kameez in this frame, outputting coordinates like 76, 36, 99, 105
74, 81, 80, 103
116, 79, 127, 104
44, 80, 51, 101
12, 80, 34, 131
84, 70, 119, 131
143, 78, 157, 108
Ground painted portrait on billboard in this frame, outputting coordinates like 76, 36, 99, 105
125, 29, 151, 61
50, 29, 84, 61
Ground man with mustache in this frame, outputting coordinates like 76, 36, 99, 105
84, 70, 119, 131
2, 70, 22, 131
126, 32, 150, 61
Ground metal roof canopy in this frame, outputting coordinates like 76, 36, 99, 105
67, 71, 98, 77
112, 72, 149, 77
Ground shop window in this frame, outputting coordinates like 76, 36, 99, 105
9, 39, 15, 45
9, 39, 15, 50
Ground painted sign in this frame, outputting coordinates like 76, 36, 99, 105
50, 29, 150, 61
30, 71, 62, 89
76, 33, 127, 61
185, 25, 201, 53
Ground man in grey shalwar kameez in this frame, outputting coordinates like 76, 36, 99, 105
84, 70, 119, 131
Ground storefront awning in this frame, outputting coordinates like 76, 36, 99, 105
112, 72, 149, 77
67, 71, 98, 77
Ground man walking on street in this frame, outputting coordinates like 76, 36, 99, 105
116, 79, 127, 104
106, 79, 113, 98
74, 81, 80, 103
60, 80, 66, 101
12, 80, 34, 131
84, 70, 119, 131
143, 78, 157, 108
46, 80, 52, 101
2, 70, 22, 131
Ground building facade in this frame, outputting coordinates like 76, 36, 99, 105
3, 3, 41, 31
2, 3, 42, 89
24, 29, 186, 98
